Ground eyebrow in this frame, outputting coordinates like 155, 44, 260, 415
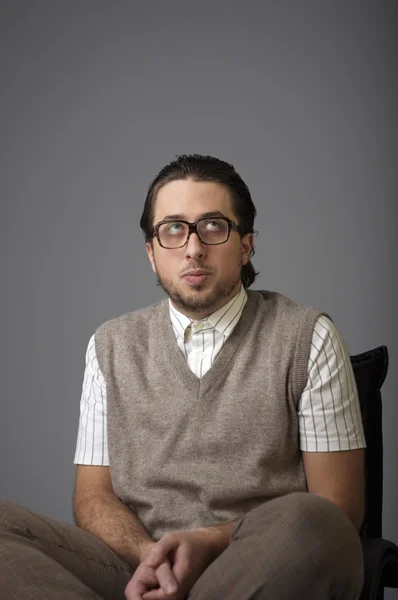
160, 211, 226, 221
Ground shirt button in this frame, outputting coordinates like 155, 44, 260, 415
193, 323, 204, 332
196, 351, 206, 360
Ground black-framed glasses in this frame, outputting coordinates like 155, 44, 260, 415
152, 216, 242, 249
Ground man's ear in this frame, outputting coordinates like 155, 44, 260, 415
146, 242, 157, 274
241, 233, 254, 266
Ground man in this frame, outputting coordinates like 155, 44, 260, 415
0, 154, 365, 599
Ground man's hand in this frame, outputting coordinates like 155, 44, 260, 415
125, 529, 217, 600
124, 555, 179, 600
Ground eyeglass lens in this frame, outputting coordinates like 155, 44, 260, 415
158, 218, 229, 248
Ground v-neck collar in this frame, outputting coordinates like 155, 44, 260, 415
159, 290, 259, 394
168, 286, 248, 342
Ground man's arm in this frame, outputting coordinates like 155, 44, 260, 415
299, 315, 366, 532
302, 448, 365, 531
74, 338, 156, 567
73, 465, 155, 567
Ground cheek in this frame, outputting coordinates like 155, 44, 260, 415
154, 252, 180, 279
219, 245, 242, 271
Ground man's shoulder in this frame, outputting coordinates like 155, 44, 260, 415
95, 298, 168, 338
249, 289, 321, 314
248, 288, 330, 329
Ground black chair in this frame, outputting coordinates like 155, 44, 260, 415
350, 345, 398, 599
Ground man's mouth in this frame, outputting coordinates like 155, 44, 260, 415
182, 270, 211, 285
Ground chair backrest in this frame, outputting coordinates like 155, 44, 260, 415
350, 345, 388, 540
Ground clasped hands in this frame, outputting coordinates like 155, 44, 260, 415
125, 529, 215, 600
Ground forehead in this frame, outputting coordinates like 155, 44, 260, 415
153, 179, 235, 222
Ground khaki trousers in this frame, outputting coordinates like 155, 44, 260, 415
0, 492, 364, 599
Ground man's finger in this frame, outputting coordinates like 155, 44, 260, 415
125, 565, 159, 600
142, 589, 173, 600
146, 536, 177, 568
169, 543, 191, 584
125, 577, 152, 600
155, 561, 179, 596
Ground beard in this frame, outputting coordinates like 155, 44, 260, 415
156, 262, 243, 315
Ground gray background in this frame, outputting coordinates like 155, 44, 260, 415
1, 1, 397, 595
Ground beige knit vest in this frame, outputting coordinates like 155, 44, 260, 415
95, 290, 328, 540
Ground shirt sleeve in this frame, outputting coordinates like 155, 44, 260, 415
73, 334, 109, 465
298, 315, 366, 452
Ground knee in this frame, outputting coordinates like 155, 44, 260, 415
274, 490, 344, 525
237, 491, 355, 532
270, 491, 362, 552
286, 493, 364, 594
234, 492, 363, 587
284, 492, 359, 539
0, 501, 34, 537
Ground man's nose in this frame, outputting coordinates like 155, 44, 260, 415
184, 232, 205, 259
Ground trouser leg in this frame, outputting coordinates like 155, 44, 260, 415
188, 492, 364, 600
0, 501, 134, 600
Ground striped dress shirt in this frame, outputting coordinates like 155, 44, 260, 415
74, 287, 365, 465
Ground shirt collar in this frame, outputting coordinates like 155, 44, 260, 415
169, 302, 192, 341
168, 286, 247, 340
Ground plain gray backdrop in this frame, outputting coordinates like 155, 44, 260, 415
1, 1, 397, 596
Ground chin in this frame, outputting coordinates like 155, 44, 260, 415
173, 285, 214, 307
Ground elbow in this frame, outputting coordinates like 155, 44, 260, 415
72, 492, 85, 527
72, 488, 98, 528
341, 499, 364, 533
352, 504, 365, 533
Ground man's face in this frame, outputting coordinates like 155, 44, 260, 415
146, 179, 253, 319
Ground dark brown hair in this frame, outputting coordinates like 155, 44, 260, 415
140, 154, 258, 288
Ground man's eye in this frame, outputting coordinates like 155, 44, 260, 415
167, 222, 184, 234
203, 219, 223, 230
